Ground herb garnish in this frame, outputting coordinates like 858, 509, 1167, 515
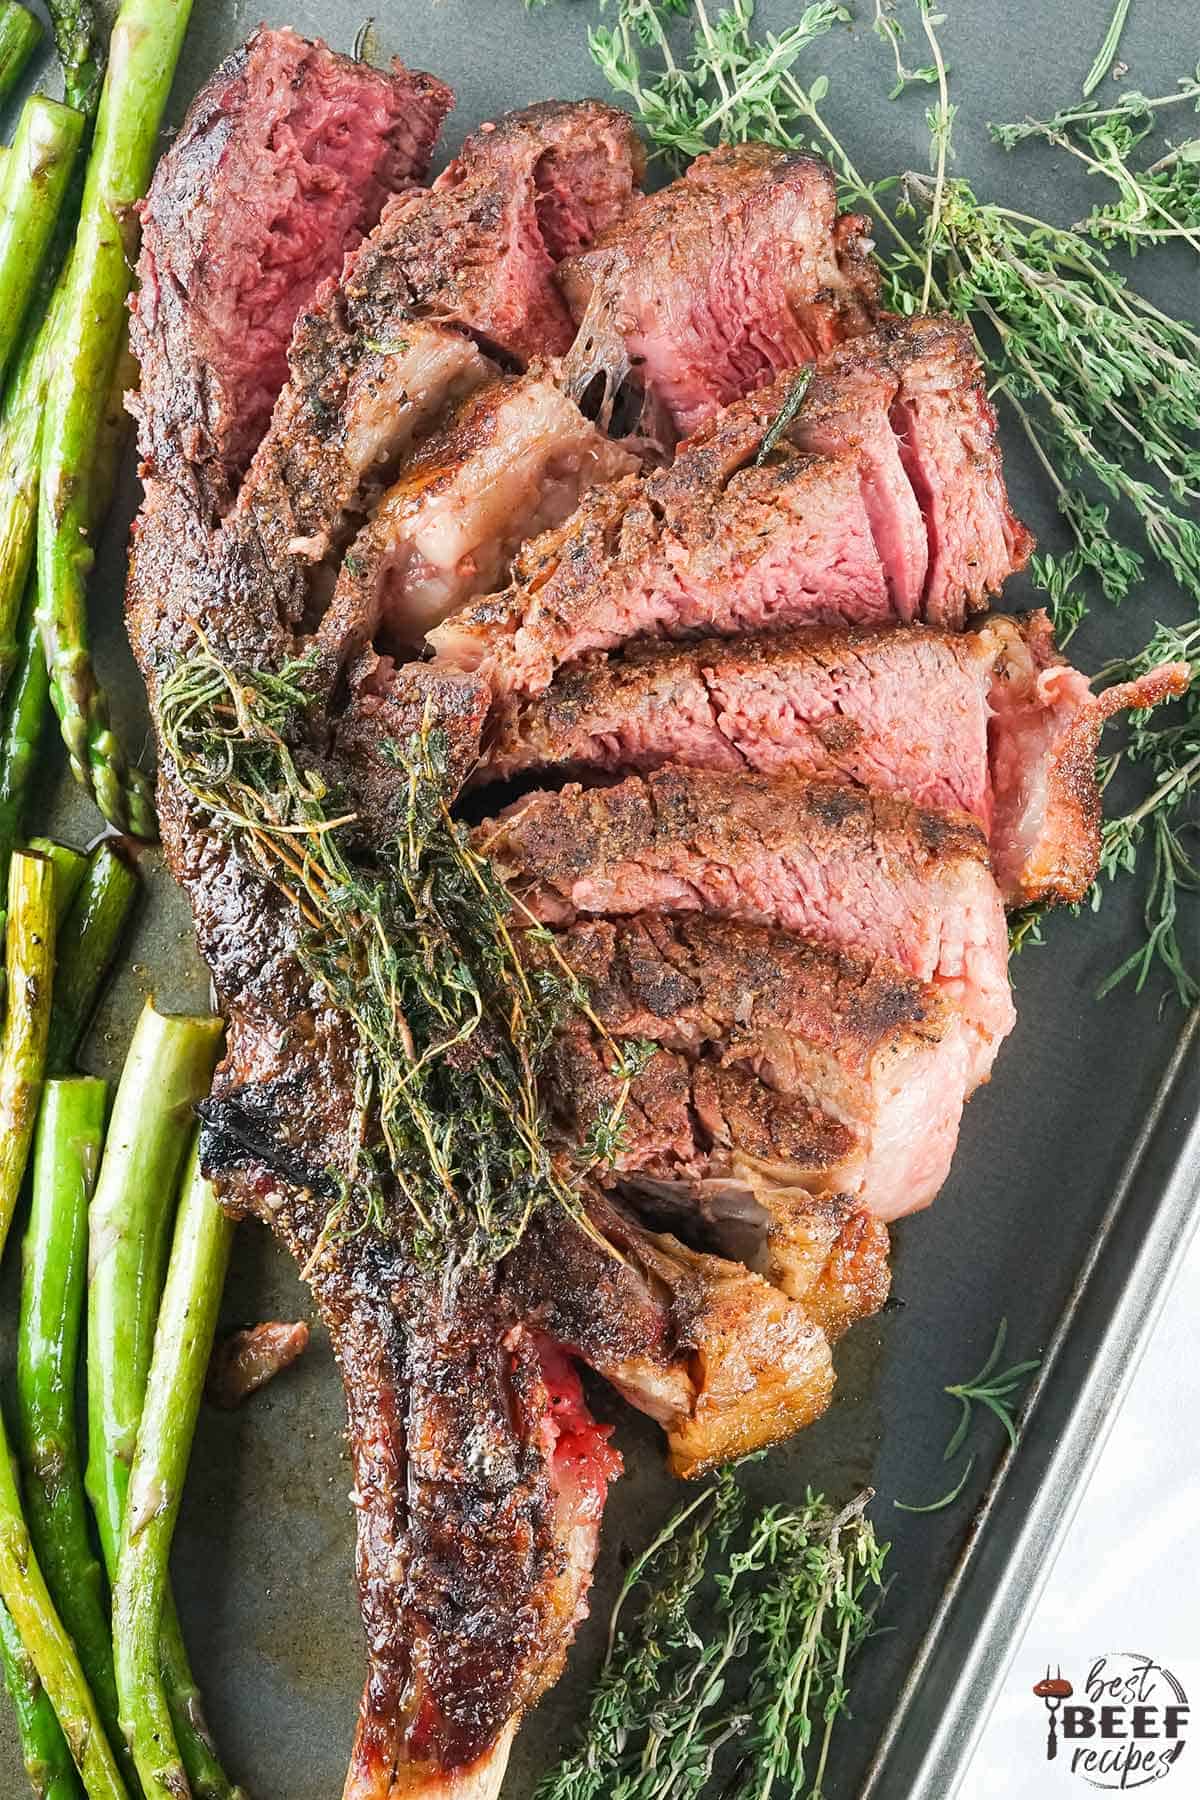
895, 1319, 1040, 1513
754, 366, 812, 465
158, 636, 652, 1269
540, 1468, 889, 1800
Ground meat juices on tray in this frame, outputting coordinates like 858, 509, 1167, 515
126, 25, 1188, 1800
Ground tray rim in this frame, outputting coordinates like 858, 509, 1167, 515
860, 1004, 1200, 1797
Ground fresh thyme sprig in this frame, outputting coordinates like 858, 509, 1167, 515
895, 1319, 1040, 1513
539, 1470, 889, 1800
992, 70, 1200, 254
158, 636, 652, 1268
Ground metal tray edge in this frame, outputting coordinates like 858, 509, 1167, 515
860, 1004, 1200, 1798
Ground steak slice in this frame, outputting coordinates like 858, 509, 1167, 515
505, 1193, 889, 1477
131, 28, 452, 512
481, 623, 994, 805
425, 319, 1031, 712
484, 612, 1187, 909
524, 914, 971, 1224
232, 101, 643, 633
559, 142, 878, 436
316, 368, 639, 685
479, 767, 1015, 1080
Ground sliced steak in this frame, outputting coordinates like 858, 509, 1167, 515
524, 914, 971, 1224
479, 767, 1015, 1079
792, 317, 1033, 625
559, 142, 878, 436
316, 368, 639, 684
426, 319, 1031, 714
485, 612, 1186, 908
131, 28, 452, 511
232, 101, 643, 633
481, 624, 995, 809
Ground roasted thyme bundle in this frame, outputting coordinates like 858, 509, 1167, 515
158, 637, 649, 1268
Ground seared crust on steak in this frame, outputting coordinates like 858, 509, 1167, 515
521, 914, 971, 1224
504, 1193, 889, 1478
132, 29, 453, 513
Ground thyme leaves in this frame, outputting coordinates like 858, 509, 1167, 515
157, 637, 643, 1268
539, 1471, 889, 1800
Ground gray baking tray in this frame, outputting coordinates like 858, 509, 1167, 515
2, 2, 1198, 1795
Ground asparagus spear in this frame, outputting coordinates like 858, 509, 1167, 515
0, 1401, 129, 1800
27, 836, 88, 924
86, 1001, 222, 1568
38, 0, 195, 838
0, 587, 49, 903
45, 0, 102, 121
0, 850, 54, 1251
0, 1599, 82, 1800
0, 3, 40, 106
87, 1002, 244, 1799
114, 1140, 235, 1800
46, 843, 140, 1076
0, 97, 84, 389
17, 1079, 136, 1792
0, 310, 56, 697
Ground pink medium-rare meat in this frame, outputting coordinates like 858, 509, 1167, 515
478, 767, 1015, 1082
525, 914, 973, 1225
791, 315, 1033, 625
431, 99, 644, 359
481, 625, 996, 819
424, 319, 1031, 720
132, 28, 453, 510
484, 612, 1187, 910
559, 142, 879, 436
316, 369, 639, 686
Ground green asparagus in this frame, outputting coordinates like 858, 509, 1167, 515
0, 850, 54, 1253
45, 0, 102, 121
37, 0, 195, 837
17, 1079, 136, 1793
27, 836, 88, 925
0, 1401, 129, 1800
0, 311, 56, 697
0, 3, 40, 106
0, 588, 50, 900
0, 97, 84, 388
86, 1001, 244, 1799
0, 1599, 82, 1800
45, 843, 139, 1076
114, 1140, 235, 1800
86, 1001, 222, 1568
